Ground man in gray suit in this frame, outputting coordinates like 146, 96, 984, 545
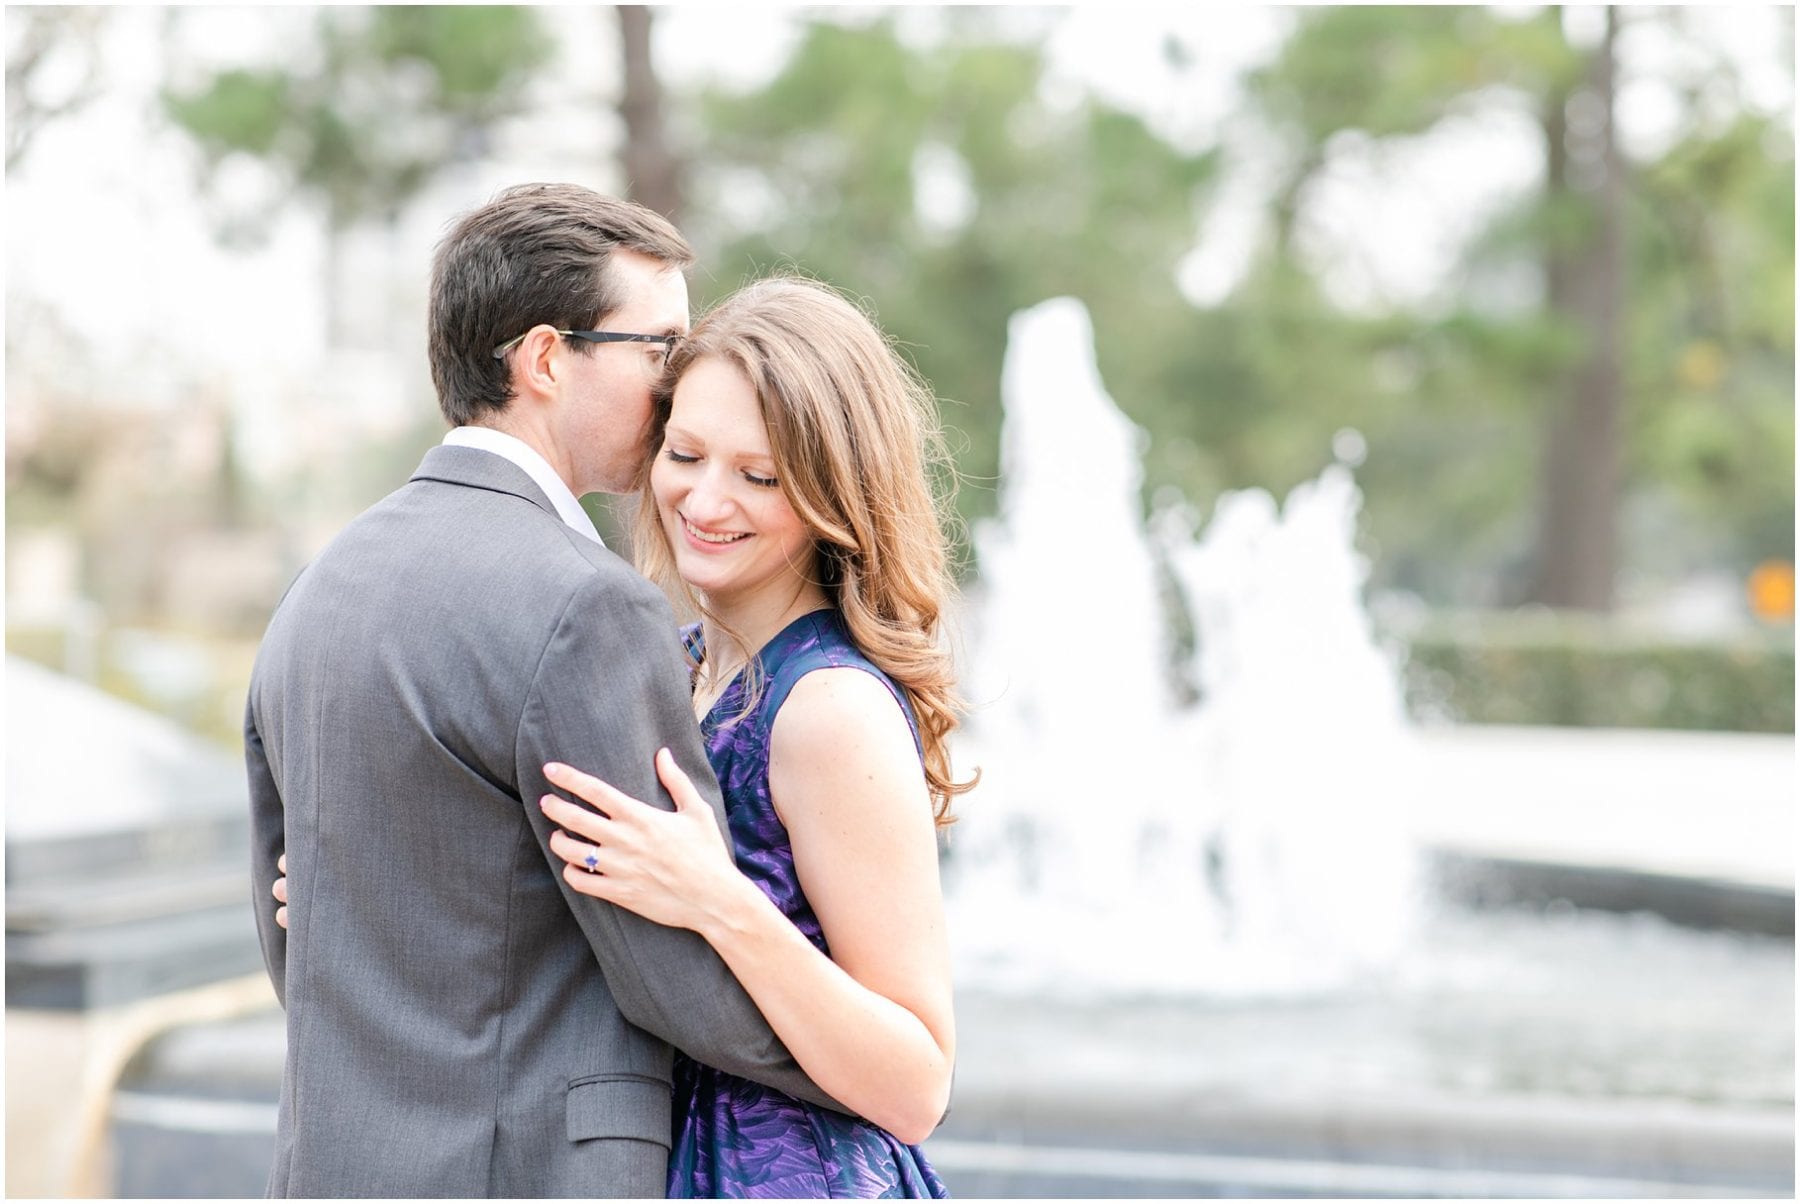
245, 184, 845, 1198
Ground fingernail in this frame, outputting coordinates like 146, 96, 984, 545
545, 762, 566, 778
539, 795, 555, 810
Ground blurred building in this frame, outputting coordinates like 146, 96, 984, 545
4, 655, 272, 1196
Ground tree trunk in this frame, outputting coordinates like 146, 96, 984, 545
615, 6, 684, 224
1528, 7, 1624, 611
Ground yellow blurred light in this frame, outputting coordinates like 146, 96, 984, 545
1677, 340, 1726, 392
1747, 560, 1795, 622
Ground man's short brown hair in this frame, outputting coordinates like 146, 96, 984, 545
427, 184, 693, 427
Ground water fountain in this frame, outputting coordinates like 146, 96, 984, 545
933, 297, 1792, 1197
947, 297, 1420, 995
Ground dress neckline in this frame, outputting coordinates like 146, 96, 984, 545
689, 608, 837, 726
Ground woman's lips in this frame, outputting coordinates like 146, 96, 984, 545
679, 513, 750, 551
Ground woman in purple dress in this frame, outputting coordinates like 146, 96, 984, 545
537, 277, 971, 1197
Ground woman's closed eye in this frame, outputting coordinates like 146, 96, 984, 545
665, 448, 778, 489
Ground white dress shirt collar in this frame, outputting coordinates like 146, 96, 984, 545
441, 426, 604, 548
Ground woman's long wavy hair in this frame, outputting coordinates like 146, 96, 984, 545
633, 276, 976, 825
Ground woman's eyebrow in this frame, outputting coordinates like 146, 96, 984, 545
662, 423, 706, 444
660, 426, 775, 462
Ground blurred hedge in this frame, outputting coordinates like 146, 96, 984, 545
1396, 611, 1795, 733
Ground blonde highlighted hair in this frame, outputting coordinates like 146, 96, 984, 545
633, 276, 975, 825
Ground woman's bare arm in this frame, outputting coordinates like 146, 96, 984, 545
540, 667, 953, 1143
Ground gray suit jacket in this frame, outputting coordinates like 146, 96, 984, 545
245, 445, 844, 1198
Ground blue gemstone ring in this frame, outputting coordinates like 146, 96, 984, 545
583, 852, 600, 873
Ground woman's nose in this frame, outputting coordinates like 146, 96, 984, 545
682, 473, 735, 522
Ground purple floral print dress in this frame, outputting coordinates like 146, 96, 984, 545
669, 608, 949, 1199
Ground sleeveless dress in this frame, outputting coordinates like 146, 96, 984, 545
667, 608, 950, 1200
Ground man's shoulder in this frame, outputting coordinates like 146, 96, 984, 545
275, 475, 660, 630
554, 548, 680, 629
351, 473, 619, 568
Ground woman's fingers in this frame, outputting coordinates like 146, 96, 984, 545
273, 853, 289, 929
540, 792, 619, 843
654, 747, 703, 812
542, 761, 640, 815
549, 830, 623, 902
561, 860, 620, 900
548, 827, 606, 870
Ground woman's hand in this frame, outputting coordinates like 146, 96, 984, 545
270, 747, 746, 936
273, 853, 288, 929
541, 748, 750, 935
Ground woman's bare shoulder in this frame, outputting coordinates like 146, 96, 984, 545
768, 667, 925, 823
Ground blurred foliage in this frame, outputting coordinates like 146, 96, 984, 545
1243, 6, 1586, 606
162, 6, 551, 239
64, 7, 1795, 628
676, 9, 1793, 607
6, 7, 109, 170
1402, 611, 1795, 732
679, 16, 1217, 554
1248, 7, 1578, 148
1627, 107, 1797, 564
1212, 6, 1794, 601
160, 6, 554, 347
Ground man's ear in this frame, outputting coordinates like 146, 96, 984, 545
509, 325, 564, 401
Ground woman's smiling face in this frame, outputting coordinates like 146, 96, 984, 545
650, 355, 818, 609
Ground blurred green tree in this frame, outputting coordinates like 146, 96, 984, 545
676, 9, 1790, 612
162, 6, 552, 345
1624, 82, 1796, 580
1244, 5, 1794, 608
677, 16, 1218, 557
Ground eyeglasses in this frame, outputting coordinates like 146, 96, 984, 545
491, 328, 682, 363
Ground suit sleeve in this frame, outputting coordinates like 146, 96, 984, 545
244, 686, 288, 1008
516, 574, 853, 1116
